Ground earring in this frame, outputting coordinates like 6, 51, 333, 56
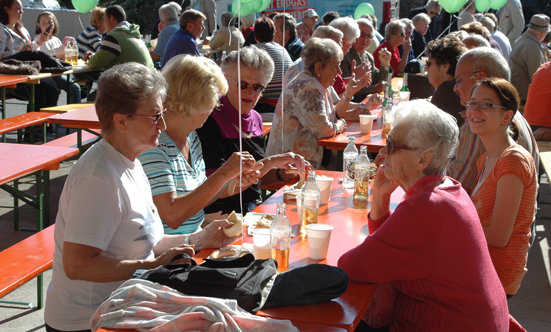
316, 73, 321, 77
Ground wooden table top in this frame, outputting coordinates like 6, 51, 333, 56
0, 112, 52, 134
0, 74, 28, 87
47, 104, 99, 129
0, 143, 79, 184
40, 102, 95, 114
317, 109, 385, 152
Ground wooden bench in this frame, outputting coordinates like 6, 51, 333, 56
0, 112, 52, 142
0, 224, 55, 309
43, 129, 101, 155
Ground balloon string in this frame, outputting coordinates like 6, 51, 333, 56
280, 4, 286, 156
237, 6, 243, 246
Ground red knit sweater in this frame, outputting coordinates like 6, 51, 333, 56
338, 176, 508, 331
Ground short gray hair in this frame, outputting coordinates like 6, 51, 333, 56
241, 13, 256, 27
412, 13, 431, 25
274, 13, 297, 38
329, 17, 360, 43
394, 100, 459, 177
220, 12, 235, 27
384, 20, 405, 40
463, 47, 510, 80
312, 25, 343, 41
356, 18, 373, 29
159, 4, 178, 23
426, 0, 442, 11
401, 18, 414, 32
221, 46, 274, 84
463, 34, 491, 48
96, 63, 167, 134
302, 37, 343, 73
168, 1, 181, 13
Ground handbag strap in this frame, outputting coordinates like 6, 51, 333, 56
169, 253, 197, 266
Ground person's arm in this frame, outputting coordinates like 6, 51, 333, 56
209, 29, 225, 50
150, 51, 161, 61
483, 174, 524, 247
398, 39, 412, 74
533, 127, 551, 141
255, 152, 307, 185
508, 0, 525, 43
150, 151, 255, 229
335, 70, 371, 118
88, 34, 119, 69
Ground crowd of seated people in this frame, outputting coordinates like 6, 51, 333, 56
23, 3, 548, 331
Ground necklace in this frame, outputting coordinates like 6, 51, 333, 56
232, 123, 254, 139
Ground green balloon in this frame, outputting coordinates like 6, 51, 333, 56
258, 0, 271, 12
354, 3, 375, 20
241, 0, 256, 4
252, 0, 263, 12
439, 0, 467, 14
71, 0, 98, 14
475, 0, 491, 12
490, 0, 508, 10
232, 0, 253, 17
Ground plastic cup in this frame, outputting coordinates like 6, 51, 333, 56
399, 91, 411, 102
315, 176, 334, 205
306, 224, 334, 260
253, 228, 271, 259
296, 193, 302, 222
359, 115, 374, 134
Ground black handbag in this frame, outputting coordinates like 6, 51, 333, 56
139, 253, 277, 313
1, 50, 72, 73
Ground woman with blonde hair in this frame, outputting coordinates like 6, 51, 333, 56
467, 77, 537, 297
139, 55, 257, 234
76, 6, 106, 58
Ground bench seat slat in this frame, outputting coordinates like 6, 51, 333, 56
0, 112, 52, 135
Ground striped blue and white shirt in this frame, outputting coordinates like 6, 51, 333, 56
76, 25, 103, 58
138, 131, 207, 234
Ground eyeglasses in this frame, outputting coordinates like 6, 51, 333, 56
454, 71, 481, 81
386, 137, 416, 155
230, 77, 265, 93
129, 109, 167, 124
429, 11, 438, 15
465, 100, 508, 110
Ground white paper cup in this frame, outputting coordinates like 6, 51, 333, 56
306, 224, 334, 260
359, 115, 374, 134
399, 91, 411, 102
315, 176, 334, 205
253, 228, 271, 259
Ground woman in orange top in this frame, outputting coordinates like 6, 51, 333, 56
467, 77, 537, 297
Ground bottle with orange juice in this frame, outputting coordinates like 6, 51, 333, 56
300, 171, 320, 236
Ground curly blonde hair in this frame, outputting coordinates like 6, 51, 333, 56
162, 55, 228, 117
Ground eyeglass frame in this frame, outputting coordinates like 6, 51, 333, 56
386, 137, 416, 155
128, 109, 167, 125
229, 76, 266, 93
454, 70, 482, 81
464, 100, 508, 110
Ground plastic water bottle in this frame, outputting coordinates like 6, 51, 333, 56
353, 146, 371, 202
64, 42, 71, 62
71, 41, 79, 65
382, 84, 394, 137
343, 136, 358, 189
270, 202, 291, 272
301, 171, 320, 236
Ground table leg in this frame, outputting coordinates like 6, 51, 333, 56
2, 87, 5, 142
35, 171, 43, 231
30, 84, 35, 112
13, 179, 19, 230
43, 170, 50, 228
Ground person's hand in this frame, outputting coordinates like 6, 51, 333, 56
62, 36, 75, 46
154, 245, 195, 266
351, 59, 371, 80
218, 151, 256, 180
533, 127, 551, 141
193, 219, 244, 251
83, 51, 94, 62
378, 48, 392, 69
272, 152, 308, 177
364, 94, 382, 110
403, 38, 412, 54
158, 20, 166, 32
37, 32, 49, 46
372, 163, 398, 198
372, 81, 386, 94
345, 72, 372, 97
228, 162, 263, 195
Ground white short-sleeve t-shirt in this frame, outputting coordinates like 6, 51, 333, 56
44, 139, 164, 331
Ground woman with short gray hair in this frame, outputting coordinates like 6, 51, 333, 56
197, 46, 308, 215
329, 16, 360, 54
210, 11, 244, 53
266, 38, 369, 169
339, 99, 509, 331
374, 20, 407, 74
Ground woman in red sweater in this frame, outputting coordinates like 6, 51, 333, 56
338, 100, 508, 331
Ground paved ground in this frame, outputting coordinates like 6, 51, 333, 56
0, 92, 550, 331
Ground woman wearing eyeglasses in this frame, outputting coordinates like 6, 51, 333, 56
338, 100, 509, 331
374, 20, 409, 76
196, 46, 308, 216
45, 62, 241, 332
467, 78, 537, 297
425, 35, 467, 127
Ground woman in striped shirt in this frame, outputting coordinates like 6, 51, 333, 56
468, 77, 538, 297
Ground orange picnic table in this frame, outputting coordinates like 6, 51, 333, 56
0, 143, 79, 230
96, 170, 405, 332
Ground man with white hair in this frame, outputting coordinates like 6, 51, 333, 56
463, 34, 491, 49
451, 47, 539, 195
297, 8, 318, 43
150, 4, 179, 62
329, 17, 361, 96
151, 1, 181, 39
408, 0, 442, 42
412, 13, 431, 57
510, 14, 550, 101
341, 18, 391, 101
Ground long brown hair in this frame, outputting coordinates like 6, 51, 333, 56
470, 77, 520, 141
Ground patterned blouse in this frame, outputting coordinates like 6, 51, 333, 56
265, 71, 346, 169
0, 23, 31, 59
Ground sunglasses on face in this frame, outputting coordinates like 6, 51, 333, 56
386, 137, 416, 155
465, 100, 508, 110
429, 11, 437, 15
129, 109, 167, 125
230, 77, 265, 93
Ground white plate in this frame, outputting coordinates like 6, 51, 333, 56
244, 212, 275, 235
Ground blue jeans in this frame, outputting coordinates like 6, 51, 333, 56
53, 75, 81, 104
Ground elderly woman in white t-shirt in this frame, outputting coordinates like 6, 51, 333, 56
44, 63, 244, 332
